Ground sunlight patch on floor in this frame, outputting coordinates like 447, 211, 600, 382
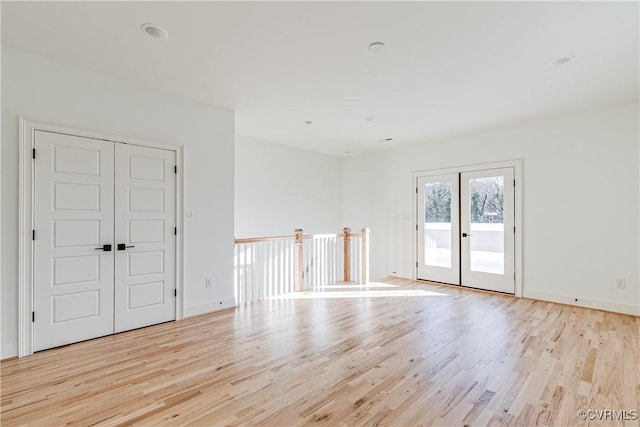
317, 282, 401, 290
271, 287, 449, 299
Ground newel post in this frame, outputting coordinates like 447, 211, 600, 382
361, 228, 369, 285
294, 228, 304, 291
343, 227, 351, 283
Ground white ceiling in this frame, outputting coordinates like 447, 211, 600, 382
2, 1, 638, 156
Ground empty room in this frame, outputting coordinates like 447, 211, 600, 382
1, 1, 639, 426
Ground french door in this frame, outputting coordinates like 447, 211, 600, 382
33, 130, 176, 351
461, 168, 515, 293
417, 174, 460, 284
417, 167, 515, 294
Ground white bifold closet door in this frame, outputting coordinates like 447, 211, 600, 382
33, 130, 176, 352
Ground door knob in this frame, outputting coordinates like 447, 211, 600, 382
95, 244, 112, 251
117, 244, 136, 251
462, 233, 473, 237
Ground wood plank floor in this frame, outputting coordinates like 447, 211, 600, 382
2, 278, 639, 426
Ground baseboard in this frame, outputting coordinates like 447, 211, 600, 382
2, 341, 18, 360
524, 290, 640, 316
1, 301, 237, 360
405, 274, 639, 316
184, 297, 236, 318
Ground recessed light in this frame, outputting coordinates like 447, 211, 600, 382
305, 120, 313, 125
549, 55, 574, 66
379, 138, 393, 143
140, 23, 169, 39
368, 42, 386, 53
344, 151, 351, 154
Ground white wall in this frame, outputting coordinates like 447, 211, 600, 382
235, 136, 343, 237
2, 50, 637, 360
343, 103, 640, 315
1, 47, 236, 358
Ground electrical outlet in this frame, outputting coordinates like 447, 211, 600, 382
205, 278, 213, 288
616, 279, 626, 289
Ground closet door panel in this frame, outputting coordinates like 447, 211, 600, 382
33, 131, 115, 351
114, 144, 176, 332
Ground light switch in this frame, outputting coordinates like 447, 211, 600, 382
186, 211, 194, 222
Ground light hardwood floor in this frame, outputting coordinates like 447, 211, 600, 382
2, 278, 639, 426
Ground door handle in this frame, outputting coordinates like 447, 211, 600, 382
462, 233, 473, 237
95, 244, 112, 252
117, 244, 136, 251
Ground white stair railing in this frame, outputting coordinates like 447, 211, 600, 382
234, 227, 370, 304
302, 233, 339, 291
234, 235, 296, 305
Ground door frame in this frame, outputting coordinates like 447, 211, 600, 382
413, 160, 523, 297
18, 117, 185, 357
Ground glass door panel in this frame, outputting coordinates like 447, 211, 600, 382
424, 180, 452, 268
469, 175, 505, 274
